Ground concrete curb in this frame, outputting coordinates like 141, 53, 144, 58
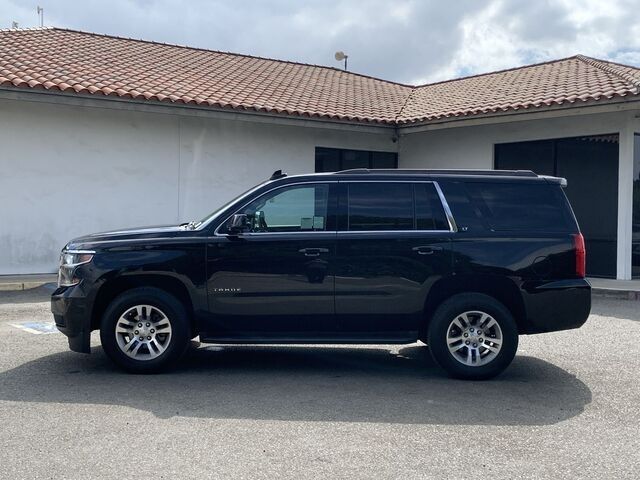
0, 276, 57, 292
592, 289, 640, 301
0, 283, 26, 292
0, 281, 55, 292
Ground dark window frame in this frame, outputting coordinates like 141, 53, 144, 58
492, 133, 619, 172
633, 133, 640, 278
315, 147, 398, 173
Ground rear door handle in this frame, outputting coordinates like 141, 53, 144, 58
299, 247, 329, 257
412, 246, 443, 255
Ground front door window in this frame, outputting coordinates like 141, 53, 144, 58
221, 184, 331, 234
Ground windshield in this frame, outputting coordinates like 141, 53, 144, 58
196, 181, 270, 228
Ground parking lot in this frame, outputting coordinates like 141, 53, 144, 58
0, 286, 638, 479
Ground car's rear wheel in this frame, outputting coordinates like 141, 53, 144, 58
100, 287, 190, 373
427, 293, 518, 380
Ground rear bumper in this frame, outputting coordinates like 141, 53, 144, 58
51, 285, 92, 353
521, 278, 591, 334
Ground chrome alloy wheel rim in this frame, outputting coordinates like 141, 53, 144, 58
446, 311, 503, 367
115, 305, 172, 360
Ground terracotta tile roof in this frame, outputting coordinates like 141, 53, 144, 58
397, 55, 640, 124
0, 27, 412, 124
0, 28, 639, 126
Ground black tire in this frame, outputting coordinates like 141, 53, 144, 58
100, 287, 190, 373
427, 293, 518, 380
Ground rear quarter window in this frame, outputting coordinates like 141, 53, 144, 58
464, 181, 577, 233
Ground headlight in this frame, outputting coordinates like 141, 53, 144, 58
58, 250, 95, 287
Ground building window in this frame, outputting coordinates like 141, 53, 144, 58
315, 147, 397, 172
495, 134, 619, 278
633, 134, 640, 278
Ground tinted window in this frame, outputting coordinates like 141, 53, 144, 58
438, 181, 485, 232
342, 150, 370, 170
415, 183, 449, 230
348, 183, 413, 231
634, 134, 640, 278
315, 147, 398, 172
225, 184, 330, 233
315, 148, 340, 173
371, 151, 398, 169
465, 182, 576, 232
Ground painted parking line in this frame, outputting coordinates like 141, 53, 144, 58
10, 322, 59, 334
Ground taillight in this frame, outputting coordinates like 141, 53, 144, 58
573, 233, 586, 278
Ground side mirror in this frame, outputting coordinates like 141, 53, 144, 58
228, 214, 249, 235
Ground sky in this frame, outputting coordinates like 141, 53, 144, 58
2, 0, 640, 85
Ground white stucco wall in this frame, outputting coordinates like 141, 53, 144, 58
0, 97, 395, 274
176, 114, 394, 222
399, 110, 634, 169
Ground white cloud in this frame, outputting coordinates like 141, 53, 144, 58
415, 1, 525, 84
418, 0, 640, 83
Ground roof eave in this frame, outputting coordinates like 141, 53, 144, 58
0, 85, 398, 133
1, 82, 639, 134
397, 95, 640, 133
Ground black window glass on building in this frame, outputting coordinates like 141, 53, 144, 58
315, 147, 397, 172
633, 134, 640, 278
495, 134, 619, 278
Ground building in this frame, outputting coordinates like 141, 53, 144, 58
0, 27, 639, 279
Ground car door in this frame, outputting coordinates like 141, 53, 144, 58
335, 180, 453, 337
204, 182, 338, 338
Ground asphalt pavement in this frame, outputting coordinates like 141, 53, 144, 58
0, 286, 638, 479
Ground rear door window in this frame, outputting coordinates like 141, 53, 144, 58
346, 182, 450, 231
415, 183, 449, 230
464, 182, 577, 232
348, 183, 413, 231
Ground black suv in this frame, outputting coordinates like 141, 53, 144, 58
51, 169, 590, 379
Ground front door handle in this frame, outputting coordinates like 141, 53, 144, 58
412, 245, 443, 255
299, 247, 330, 257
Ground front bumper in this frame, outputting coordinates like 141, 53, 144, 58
51, 285, 92, 353
521, 278, 591, 334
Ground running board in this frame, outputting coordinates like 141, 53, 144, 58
198, 333, 419, 345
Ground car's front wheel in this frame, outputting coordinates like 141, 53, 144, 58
427, 293, 518, 380
100, 287, 190, 373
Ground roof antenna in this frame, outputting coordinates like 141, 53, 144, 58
37, 6, 44, 27
270, 169, 287, 180
334, 51, 348, 71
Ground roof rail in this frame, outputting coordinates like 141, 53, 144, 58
336, 168, 538, 177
